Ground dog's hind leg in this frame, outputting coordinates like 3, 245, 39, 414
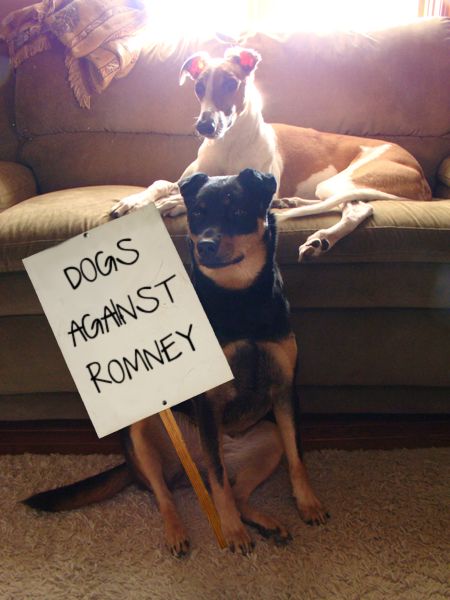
127, 416, 191, 558
225, 420, 292, 544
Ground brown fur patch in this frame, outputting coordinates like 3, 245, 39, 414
273, 125, 431, 200
349, 145, 432, 199
260, 333, 298, 380
211, 65, 246, 116
273, 125, 378, 197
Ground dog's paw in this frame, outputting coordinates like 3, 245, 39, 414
243, 515, 292, 546
272, 197, 290, 208
272, 197, 303, 208
274, 197, 322, 208
155, 194, 187, 217
169, 537, 191, 559
110, 191, 151, 218
223, 522, 255, 556
296, 496, 330, 526
110, 181, 181, 219
298, 232, 332, 261
165, 521, 191, 559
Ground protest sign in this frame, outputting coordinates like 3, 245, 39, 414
23, 204, 234, 439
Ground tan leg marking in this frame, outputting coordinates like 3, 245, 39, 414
261, 333, 298, 377
129, 419, 190, 557
198, 386, 255, 555
229, 421, 292, 544
208, 457, 255, 555
273, 405, 329, 526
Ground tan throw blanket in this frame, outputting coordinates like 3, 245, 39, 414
0, 0, 147, 108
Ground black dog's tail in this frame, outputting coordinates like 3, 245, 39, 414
22, 463, 133, 512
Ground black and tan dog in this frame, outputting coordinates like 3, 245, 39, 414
24, 168, 328, 556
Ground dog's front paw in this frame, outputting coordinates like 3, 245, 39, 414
223, 521, 255, 556
110, 180, 181, 219
274, 197, 321, 208
298, 232, 332, 261
272, 197, 298, 208
155, 194, 187, 217
165, 520, 191, 559
296, 494, 330, 526
169, 537, 191, 559
110, 191, 151, 219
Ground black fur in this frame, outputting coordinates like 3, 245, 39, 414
179, 169, 303, 498
23, 463, 132, 511
180, 168, 291, 343
190, 212, 291, 342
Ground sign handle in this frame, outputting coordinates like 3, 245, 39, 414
159, 408, 227, 549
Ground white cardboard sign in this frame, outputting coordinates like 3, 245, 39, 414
23, 204, 233, 438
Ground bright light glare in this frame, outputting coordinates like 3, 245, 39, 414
143, 0, 419, 38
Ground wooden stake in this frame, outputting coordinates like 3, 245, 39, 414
159, 408, 227, 549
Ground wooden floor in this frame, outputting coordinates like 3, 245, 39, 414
1, 414, 449, 454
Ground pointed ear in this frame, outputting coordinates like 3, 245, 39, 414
179, 173, 209, 207
179, 52, 210, 85
237, 169, 277, 213
225, 47, 261, 76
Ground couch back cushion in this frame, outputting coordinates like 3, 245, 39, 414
13, 17, 450, 192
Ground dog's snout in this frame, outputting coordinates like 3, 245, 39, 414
197, 230, 221, 260
196, 112, 216, 137
197, 238, 220, 259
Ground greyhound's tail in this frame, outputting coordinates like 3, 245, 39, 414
22, 463, 133, 512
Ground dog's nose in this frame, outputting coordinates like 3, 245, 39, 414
196, 112, 216, 137
197, 236, 220, 260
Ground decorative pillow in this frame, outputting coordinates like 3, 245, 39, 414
438, 156, 450, 187
0, 161, 37, 211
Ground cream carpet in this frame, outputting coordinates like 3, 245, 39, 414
1, 448, 449, 600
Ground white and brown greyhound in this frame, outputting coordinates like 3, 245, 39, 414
110, 47, 431, 259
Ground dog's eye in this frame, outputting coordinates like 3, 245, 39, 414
223, 78, 238, 94
191, 209, 204, 219
195, 81, 206, 98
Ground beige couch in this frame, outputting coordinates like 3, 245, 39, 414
0, 14, 449, 422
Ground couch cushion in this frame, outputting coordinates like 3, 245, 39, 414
0, 186, 146, 271
16, 20, 450, 140
2, 308, 449, 393
276, 199, 450, 264
1, 187, 449, 273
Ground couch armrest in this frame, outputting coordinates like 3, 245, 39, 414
0, 161, 37, 211
436, 156, 450, 199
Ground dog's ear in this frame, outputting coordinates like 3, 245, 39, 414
237, 169, 277, 213
179, 52, 210, 85
225, 47, 261, 76
179, 173, 209, 207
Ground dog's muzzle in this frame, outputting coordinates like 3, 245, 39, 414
196, 231, 244, 269
197, 229, 221, 262
196, 110, 234, 139
196, 111, 218, 138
